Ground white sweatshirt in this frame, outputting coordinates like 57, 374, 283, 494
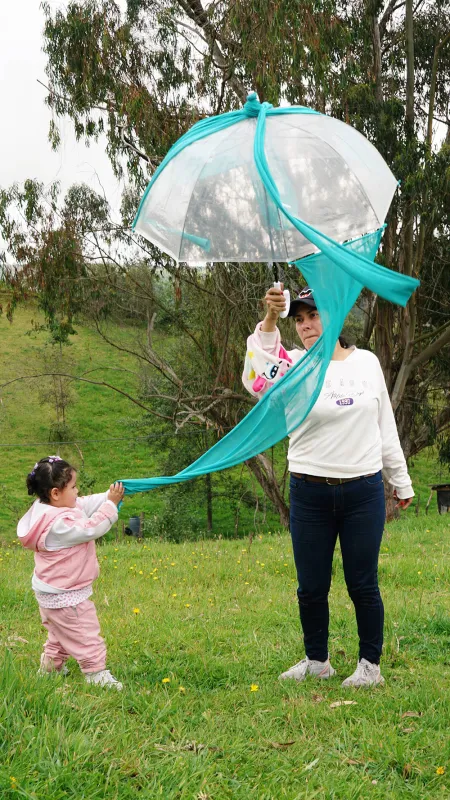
243, 327, 414, 499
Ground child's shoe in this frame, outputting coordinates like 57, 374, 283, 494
38, 653, 69, 676
279, 656, 336, 682
341, 658, 384, 687
85, 669, 123, 690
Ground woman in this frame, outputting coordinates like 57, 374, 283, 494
243, 285, 414, 687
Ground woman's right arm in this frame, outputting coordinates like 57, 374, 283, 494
242, 285, 301, 398
260, 284, 286, 332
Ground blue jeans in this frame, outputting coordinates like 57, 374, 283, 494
289, 471, 386, 664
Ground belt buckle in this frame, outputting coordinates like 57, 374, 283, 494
326, 477, 338, 485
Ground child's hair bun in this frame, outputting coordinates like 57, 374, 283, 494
25, 457, 74, 504
26, 466, 39, 496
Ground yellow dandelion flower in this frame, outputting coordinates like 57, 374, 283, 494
250, 684, 259, 692
179, 686, 186, 693
171, 562, 175, 566
245, 581, 249, 585
172, 593, 177, 597
139, 570, 143, 575
436, 766, 445, 775
162, 677, 170, 684
418, 571, 422, 575
185, 603, 191, 607
193, 565, 198, 569
133, 608, 140, 614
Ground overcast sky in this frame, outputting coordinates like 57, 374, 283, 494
0, 1, 124, 220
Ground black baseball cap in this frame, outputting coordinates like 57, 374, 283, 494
287, 286, 317, 317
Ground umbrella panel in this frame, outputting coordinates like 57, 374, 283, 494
135, 116, 394, 264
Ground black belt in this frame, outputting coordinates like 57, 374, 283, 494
291, 472, 376, 485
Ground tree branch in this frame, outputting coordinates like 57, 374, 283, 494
379, 0, 405, 39
409, 323, 450, 372
426, 31, 450, 152
175, 0, 247, 102
0, 372, 172, 419
391, 322, 450, 410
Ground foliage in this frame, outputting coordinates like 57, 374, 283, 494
0, 181, 90, 344
1, 0, 449, 520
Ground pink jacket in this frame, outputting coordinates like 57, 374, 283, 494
17, 494, 118, 592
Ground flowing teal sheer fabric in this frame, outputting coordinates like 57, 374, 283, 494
124, 96, 419, 496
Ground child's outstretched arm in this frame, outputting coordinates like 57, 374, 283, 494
76, 483, 122, 517
44, 484, 124, 551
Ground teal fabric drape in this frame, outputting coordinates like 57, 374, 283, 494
124, 96, 419, 496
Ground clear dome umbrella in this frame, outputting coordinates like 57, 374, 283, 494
119, 93, 418, 497
133, 93, 397, 266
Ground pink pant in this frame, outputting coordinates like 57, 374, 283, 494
39, 599, 107, 673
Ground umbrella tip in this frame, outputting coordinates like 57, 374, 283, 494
244, 91, 262, 117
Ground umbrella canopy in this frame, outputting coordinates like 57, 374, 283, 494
121, 94, 419, 498
133, 94, 397, 264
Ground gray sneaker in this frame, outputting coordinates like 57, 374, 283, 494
279, 657, 336, 682
85, 669, 123, 690
341, 658, 385, 688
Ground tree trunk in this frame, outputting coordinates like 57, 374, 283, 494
375, 300, 394, 390
371, 15, 383, 103
384, 475, 400, 522
245, 453, 290, 528
205, 472, 213, 532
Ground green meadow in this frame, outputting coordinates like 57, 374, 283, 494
1, 300, 449, 799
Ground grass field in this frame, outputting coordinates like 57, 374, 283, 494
1, 513, 450, 799
1, 298, 450, 798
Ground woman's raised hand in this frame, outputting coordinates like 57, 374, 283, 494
264, 283, 286, 320
107, 482, 125, 506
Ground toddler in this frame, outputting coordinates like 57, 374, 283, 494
17, 456, 124, 689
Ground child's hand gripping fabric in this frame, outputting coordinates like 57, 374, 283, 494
107, 482, 125, 506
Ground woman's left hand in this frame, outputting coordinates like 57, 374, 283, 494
393, 491, 414, 510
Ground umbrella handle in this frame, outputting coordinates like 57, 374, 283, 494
274, 281, 290, 318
